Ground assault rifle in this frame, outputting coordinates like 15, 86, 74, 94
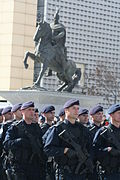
101, 128, 120, 156
59, 130, 94, 174
21, 124, 46, 163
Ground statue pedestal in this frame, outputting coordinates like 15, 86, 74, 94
0, 90, 103, 114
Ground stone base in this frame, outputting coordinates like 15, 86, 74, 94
0, 90, 103, 114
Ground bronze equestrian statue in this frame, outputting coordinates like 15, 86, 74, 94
23, 10, 81, 92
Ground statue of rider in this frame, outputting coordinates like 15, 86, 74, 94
51, 10, 66, 49
47, 9, 67, 76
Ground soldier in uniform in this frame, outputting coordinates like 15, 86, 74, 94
0, 106, 13, 180
86, 105, 104, 180
89, 105, 104, 140
40, 105, 56, 180
78, 108, 90, 127
93, 104, 120, 179
41, 105, 55, 135
0, 104, 22, 179
0, 106, 14, 142
3, 101, 46, 180
44, 99, 93, 180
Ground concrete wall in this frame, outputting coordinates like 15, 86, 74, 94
0, 0, 37, 90
0, 90, 104, 114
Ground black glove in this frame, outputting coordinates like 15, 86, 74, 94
66, 148, 77, 159
15, 138, 30, 148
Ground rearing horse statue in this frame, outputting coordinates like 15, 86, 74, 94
23, 21, 81, 92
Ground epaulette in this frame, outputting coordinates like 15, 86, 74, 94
3, 120, 13, 125
99, 126, 108, 136
54, 121, 67, 133
100, 125, 113, 136
93, 126, 110, 144
13, 119, 23, 127
89, 125, 96, 131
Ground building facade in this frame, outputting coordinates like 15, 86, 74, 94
0, 0, 37, 90
36, 0, 120, 105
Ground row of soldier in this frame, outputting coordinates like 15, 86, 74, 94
0, 99, 120, 180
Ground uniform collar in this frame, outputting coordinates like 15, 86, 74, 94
64, 119, 77, 127
22, 119, 37, 127
92, 123, 102, 128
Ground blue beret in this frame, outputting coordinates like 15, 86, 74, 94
63, 99, 79, 109
11, 103, 22, 112
78, 108, 88, 116
0, 108, 3, 116
90, 105, 103, 115
58, 108, 65, 116
41, 105, 55, 113
21, 101, 34, 110
2, 106, 12, 115
108, 104, 120, 114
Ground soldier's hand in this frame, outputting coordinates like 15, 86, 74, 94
107, 147, 112, 152
64, 147, 69, 154
102, 147, 112, 152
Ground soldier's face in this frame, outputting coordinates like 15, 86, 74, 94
44, 111, 55, 122
66, 105, 79, 120
111, 110, 120, 123
34, 112, 39, 122
14, 109, 22, 120
22, 107, 35, 122
92, 111, 103, 123
78, 114, 89, 124
4, 112, 13, 121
